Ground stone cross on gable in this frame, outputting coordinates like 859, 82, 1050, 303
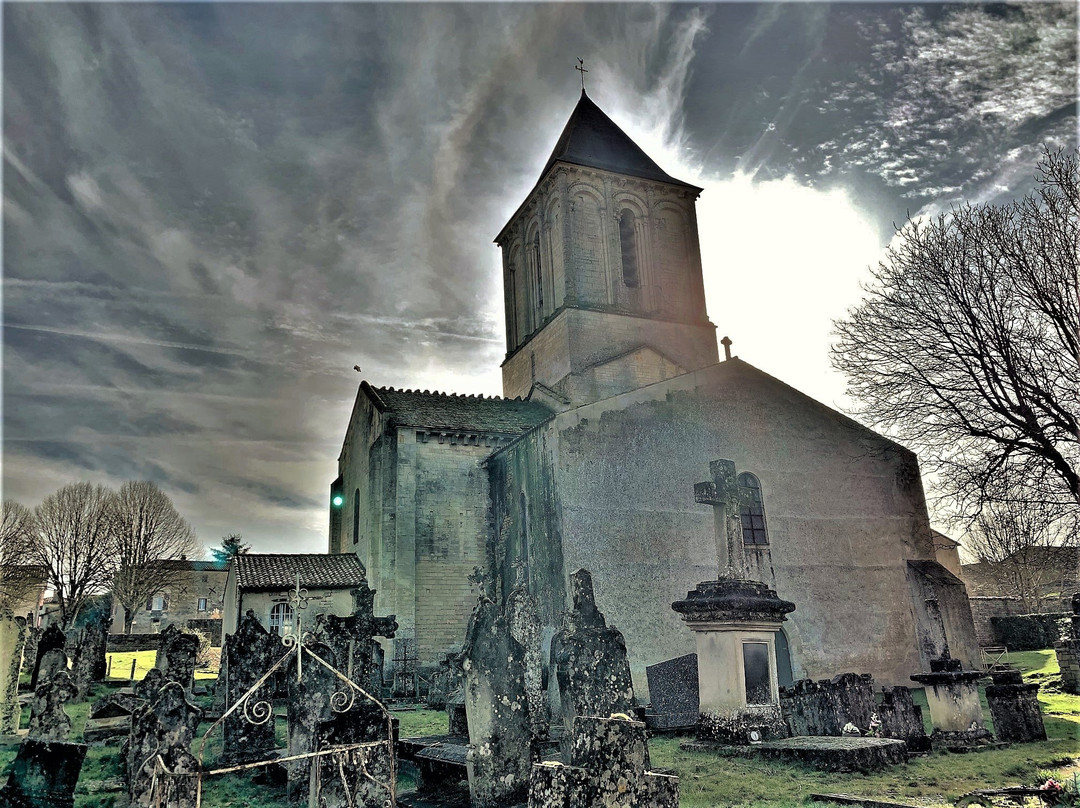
694, 459, 747, 580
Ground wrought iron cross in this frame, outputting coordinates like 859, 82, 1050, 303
288, 572, 311, 680
575, 58, 588, 91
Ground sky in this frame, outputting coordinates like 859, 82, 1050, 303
3, 2, 1077, 555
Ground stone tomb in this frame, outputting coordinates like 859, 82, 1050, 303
644, 653, 699, 731
27, 670, 77, 742
910, 655, 992, 747
672, 577, 795, 743
0, 739, 87, 808
461, 597, 532, 808
779, 673, 876, 737
128, 681, 204, 808
876, 686, 931, 753
155, 625, 200, 693
528, 715, 678, 808
70, 611, 109, 700
984, 669, 1046, 743
0, 616, 28, 735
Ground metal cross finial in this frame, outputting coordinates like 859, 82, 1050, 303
575, 58, 588, 91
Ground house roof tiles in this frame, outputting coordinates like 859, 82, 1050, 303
233, 553, 368, 591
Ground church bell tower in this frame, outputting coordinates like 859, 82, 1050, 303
496, 90, 719, 407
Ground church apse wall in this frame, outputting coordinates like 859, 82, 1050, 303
493, 359, 978, 695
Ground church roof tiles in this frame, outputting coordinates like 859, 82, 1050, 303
232, 553, 367, 591
367, 384, 552, 434
539, 90, 699, 191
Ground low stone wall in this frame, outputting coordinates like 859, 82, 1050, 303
107, 634, 163, 653
968, 597, 1025, 646
1056, 639, 1080, 695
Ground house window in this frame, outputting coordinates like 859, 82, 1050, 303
197, 598, 208, 612
619, 209, 639, 288
148, 595, 167, 611
738, 473, 769, 546
269, 603, 294, 636
353, 488, 361, 545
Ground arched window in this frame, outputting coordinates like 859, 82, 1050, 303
619, 209, 639, 288
738, 473, 769, 546
352, 488, 361, 545
269, 602, 294, 636
532, 235, 544, 310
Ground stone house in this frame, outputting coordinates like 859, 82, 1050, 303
221, 553, 369, 637
332, 89, 980, 693
109, 560, 228, 637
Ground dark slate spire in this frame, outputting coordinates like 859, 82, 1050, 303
539, 90, 699, 190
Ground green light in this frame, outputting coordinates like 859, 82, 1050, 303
332, 495, 344, 507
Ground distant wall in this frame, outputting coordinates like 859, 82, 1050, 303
969, 597, 1026, 646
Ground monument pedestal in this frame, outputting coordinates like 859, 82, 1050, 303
672, 578, 795, 744
910, 656, 991, 747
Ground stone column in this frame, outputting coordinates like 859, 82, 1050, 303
0, 615, 27, 734
672, 578, 795, 743
985, 669, 1046, 743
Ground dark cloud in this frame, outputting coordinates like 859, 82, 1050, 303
4, 3, 1074, 552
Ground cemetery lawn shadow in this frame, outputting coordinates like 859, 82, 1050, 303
650, 649, 1080, 808
105, 649, 219, 681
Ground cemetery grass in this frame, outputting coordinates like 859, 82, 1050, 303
105, 649, 219, 680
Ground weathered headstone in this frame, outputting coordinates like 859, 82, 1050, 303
462, 597, 532, 808
128, 681, 203, 808
221, 610, 282, 764
0, 616, 28, 735
70, 611, 109, 700
311, 580, 397, 688
985, 669, 1046, 743
20, 626, 41, 679
27, 670, 77, 741
286, 641, 394, 807
550, 570, 635, 735
528, 715, 678, 808
644, 653, 699, 731
30, 624, 66, 690
134, 667, 167, 703
154, 625, 200, 693
0, 739, 87, 808
507, 562, 548, 748
90, 688, 143, 719
876, 686, 930, 753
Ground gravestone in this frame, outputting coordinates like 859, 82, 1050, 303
910, 654, 991, 746
0, 739, 86, 808
876, 686, 930, 753
128, 681, 203, 808
70, 611, 110, 700
528, 715, 678, 808
134, 668, 166, 703
27, 670, 77, 741
644, 653, 699, 731
20, 627, 41, 679
462, 597, 532, 808
90, 689, 143, 719
221, 610, 282, 764
550, 570, 635, 735
286, 641, 394, 807
779, 673, 876, 737
311, 580, 397, 688
154, 625, 200, 692
507, 563, 548, 748
984, 669, 1046, 743
30, 624, 66, 689
0, 616, 28, 734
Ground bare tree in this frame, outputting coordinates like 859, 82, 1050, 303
833, 147, 1079, 520
965, 497, 1079, 612
30, 483, 116, 629
0, 500, 40, 617
109, 481, 199, 634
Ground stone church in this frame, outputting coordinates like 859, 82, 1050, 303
330, 89, 979, 693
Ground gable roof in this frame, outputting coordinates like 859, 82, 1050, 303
157, 559, 229, 573
540, 90, 699, 191
364, 383, 553, 434
232, 553, 368, 591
